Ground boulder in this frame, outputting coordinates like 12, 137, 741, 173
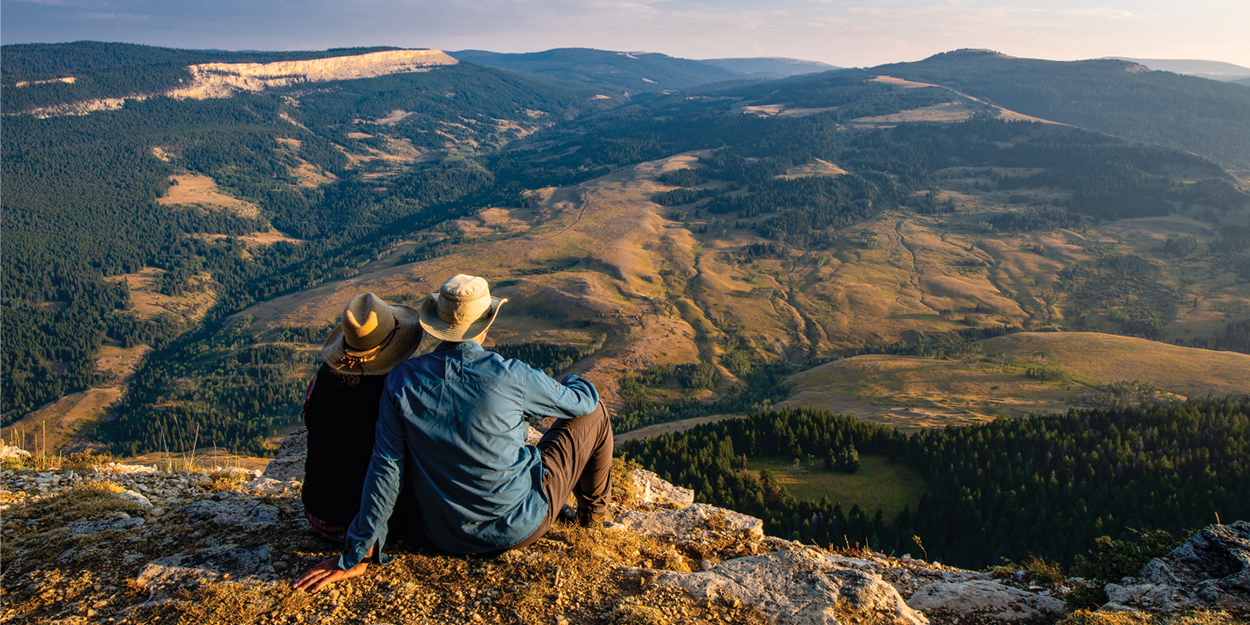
907, 580, 1065, 623
631, 469, 695, 506
261, 427, 307, 482
1, 445, 31, 461
136, 545, 275, 595
180, 495, 278, 527
617, 503, 763, 541
653, 548, 929, 625
70, 515, 146, 535
1105, 520, 1250, 613
240, 476, 300, 497
118, 489, 154, 508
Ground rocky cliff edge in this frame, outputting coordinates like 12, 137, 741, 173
1, 436, 1246, 625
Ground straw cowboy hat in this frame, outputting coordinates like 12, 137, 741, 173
321, 293, 423, 375
418, 274, 508, 342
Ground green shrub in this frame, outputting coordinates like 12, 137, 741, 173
1066, 529, 1188, 611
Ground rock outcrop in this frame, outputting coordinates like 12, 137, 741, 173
3, 439, 1245, 624
653, 549, 929, 625
907, 580, 1065, 623
167, 49, 458, 100
13, 49, 459, 117
261, 427, 307, 482
1105, 520, 1250, 613
618, 502, 764, 541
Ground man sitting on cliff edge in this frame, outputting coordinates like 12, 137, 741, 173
296, 274, 614, 592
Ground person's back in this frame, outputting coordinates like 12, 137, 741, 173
301, 363, 389, 530
386, 339, 597, 553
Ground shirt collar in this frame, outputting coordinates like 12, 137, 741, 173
434, 340, 484, 353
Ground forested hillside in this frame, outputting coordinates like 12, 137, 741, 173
0, 49, 614, 420
448, 48, 746, 93
5, 43, 1250, 463
873, 50, 1250, 169
621, 398, 1250, 569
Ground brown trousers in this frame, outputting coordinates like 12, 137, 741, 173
507, 402, 615, 551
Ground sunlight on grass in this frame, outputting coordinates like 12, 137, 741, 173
745, 455, 928, 518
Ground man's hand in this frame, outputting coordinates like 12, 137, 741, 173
294, 557, 368, 593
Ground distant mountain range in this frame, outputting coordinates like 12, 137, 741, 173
448, 48, 836, 93
697, 57, 840, 79
1108, 57, 1250, 83
872, 49, 1250, 169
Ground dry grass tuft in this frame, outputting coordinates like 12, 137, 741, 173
1059, 609, 1250, 625
608, 603, 670, 624
205, 468, 251, 492
24, 480, 143, 522
612, 457, 642, 508
167, 582, 312, 625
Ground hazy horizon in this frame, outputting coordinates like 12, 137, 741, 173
2, 0, 1248, 69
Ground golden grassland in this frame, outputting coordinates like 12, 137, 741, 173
781, 332, 1250, 432
157, 173, 261, 217
4, 388, 122, 455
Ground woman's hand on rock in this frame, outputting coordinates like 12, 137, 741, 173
294, 557, 368, 592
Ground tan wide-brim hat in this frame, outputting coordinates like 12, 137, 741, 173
321, 292, 424, 375
418, 274, 508, 342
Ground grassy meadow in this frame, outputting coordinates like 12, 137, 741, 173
745, 455, 929, 520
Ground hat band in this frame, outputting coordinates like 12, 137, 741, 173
339, 323, 401, 371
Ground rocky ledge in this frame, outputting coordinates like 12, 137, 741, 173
1, 440, 1246, 624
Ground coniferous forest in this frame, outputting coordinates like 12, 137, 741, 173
621, 398, 1250, 570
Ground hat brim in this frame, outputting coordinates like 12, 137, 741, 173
418, 293, 507, 342
320, 303, 424, 375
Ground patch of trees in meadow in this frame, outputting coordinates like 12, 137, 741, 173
623, 397, 1250, 569
621, 408, 905, 552
613, 362, 792, 434
1055, 254, 1179, 340
492, 342, 598, 378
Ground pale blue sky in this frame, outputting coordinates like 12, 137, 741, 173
3, 0, 1248, 68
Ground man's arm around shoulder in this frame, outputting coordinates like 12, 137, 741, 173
522, 368, 599, 420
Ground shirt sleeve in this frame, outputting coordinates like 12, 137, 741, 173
521, 370, 600, 421
339, 387, 406, 570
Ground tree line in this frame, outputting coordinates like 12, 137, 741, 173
621, 398, 1250, 569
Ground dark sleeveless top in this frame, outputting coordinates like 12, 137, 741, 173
301, 364, 389, 526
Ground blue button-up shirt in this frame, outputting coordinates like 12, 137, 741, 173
339, 340, 599, 566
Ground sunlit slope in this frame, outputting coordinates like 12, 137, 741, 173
781, 332, 1250, 431
979, 332, 1250, 396
232, 142, 1250, 413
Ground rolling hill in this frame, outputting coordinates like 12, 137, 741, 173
873, 49, 1250, 169
448, 48, 747, 93
699, 57, 839, 78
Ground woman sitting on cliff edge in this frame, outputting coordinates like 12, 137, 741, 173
301, 292, 424, 542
